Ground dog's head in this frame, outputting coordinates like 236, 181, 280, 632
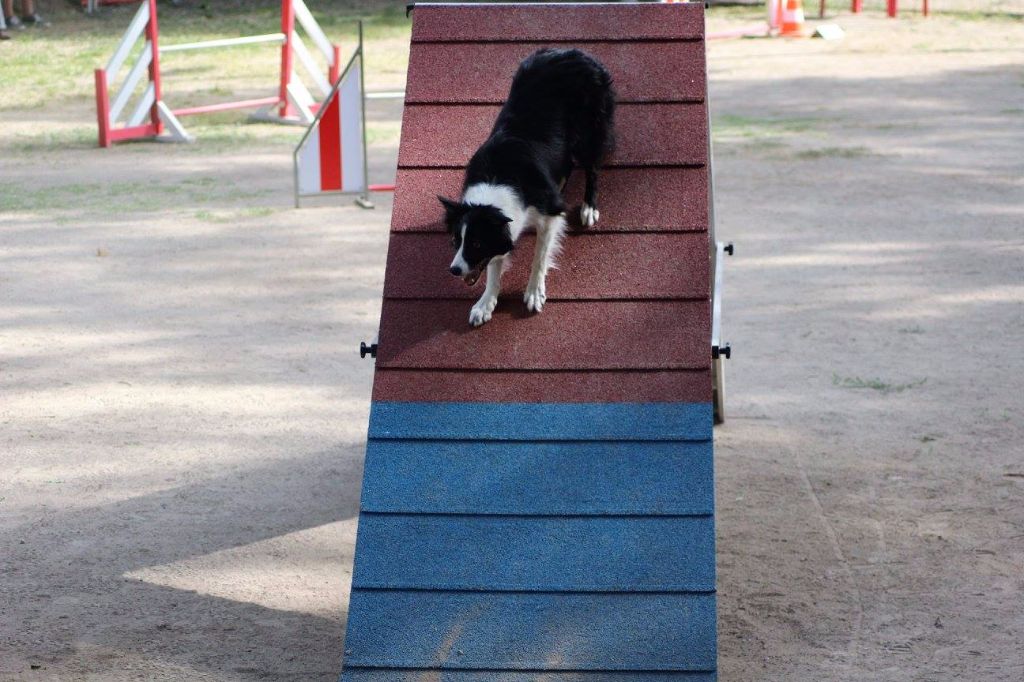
439, 196, 513, 286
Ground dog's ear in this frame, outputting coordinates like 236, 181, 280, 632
497, 222, 514, 254
490, 210, 514, 253
437, 196, 464, 219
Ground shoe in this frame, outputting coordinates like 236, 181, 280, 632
0, 30, 10, 40
21, 14, 49, 26
5, 15, 24, 29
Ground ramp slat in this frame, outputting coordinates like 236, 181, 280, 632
368, 402, 712, 441
411, 3, 705, 43
397, 103, 708, 168
376, 300, 710, 370
406, 41, 705, 104
360, 440, 713, 515
372, 369, 711, 403
382, 233, 709, 300
391, 168, 709, 233
343, 590, 717, 670
352, 515, 714, 592
342, 672, 717, 681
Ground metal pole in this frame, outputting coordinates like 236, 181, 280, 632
356, 21, 374, 209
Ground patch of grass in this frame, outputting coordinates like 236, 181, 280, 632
898, 325, 925, 334
195, 206, 275, 223
2, 127, 98, 154
0, 2, 411, 112
706, 5, 766, 22
832, 373, 928, 394
943, 9, 1024, 23
0, 176, 258, 214
918, 434, 941, 443
366, 120, 402, 146
713, 114, 825, 139
245, 207, 275, 218
796, 146, 875, 160
712, 114, 830, 156
177, 123, 301, 151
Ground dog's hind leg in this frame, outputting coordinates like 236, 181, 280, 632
580, 168, 600, 228
524, 214, 566, 313
469, 255, 505, 327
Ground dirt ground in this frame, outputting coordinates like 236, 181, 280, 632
2, 10, 1022, 682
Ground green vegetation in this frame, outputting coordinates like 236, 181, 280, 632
0, 176, 260, 214
795, 145, 875, 159
0, 1, 412, 112
832, 373, 928, 394
713, 114, 827, 141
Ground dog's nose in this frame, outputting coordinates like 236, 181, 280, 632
450, 265, 463, 276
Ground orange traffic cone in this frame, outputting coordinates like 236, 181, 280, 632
779, 0, 808, 37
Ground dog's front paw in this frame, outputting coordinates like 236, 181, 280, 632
580, 204, 600, 228
524, 283, 546, 313
469, 298, 496, 327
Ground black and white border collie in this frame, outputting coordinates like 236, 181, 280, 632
439, 48, 615, 326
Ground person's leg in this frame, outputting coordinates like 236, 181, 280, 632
0, 10, 9, 39
21, 0, 46, 26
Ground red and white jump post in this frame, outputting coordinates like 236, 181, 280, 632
293, 23, 395, 209
94, 0, 341, 147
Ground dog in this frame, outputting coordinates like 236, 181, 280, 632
439, 48, 615, 326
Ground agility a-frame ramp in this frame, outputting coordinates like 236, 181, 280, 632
342, 3, 725, 680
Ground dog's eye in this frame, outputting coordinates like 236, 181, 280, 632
472, 241, 481, 249
450, 236, 458, 247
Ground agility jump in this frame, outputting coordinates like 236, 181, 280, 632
293, 23, 396, 209
93, 0, 340, 147
338, 3, 729, 679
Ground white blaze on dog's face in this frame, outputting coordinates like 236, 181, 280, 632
439, 196, 514, 287
449, 223, 473, 281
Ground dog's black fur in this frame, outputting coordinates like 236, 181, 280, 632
440, 48, 616, 280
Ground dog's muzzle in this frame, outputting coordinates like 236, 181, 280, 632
450, 264, 482, 286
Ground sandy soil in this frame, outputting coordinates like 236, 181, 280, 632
2, 12, 1022, 682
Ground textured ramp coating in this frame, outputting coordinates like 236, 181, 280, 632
342, 671, 717, 682
398, 103, 708, 168
406, 41, 705, 104
383, 233, 710, 300
376, 300, 710, 370
372, 369, 712, 403
342, 2, 715, 679
352, 515, 715, 591
391, 168, 709, 233
411, 3, 705, 42
360, 440, 713, 515
343, 590, 717, 670
368, 402, 712, 441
